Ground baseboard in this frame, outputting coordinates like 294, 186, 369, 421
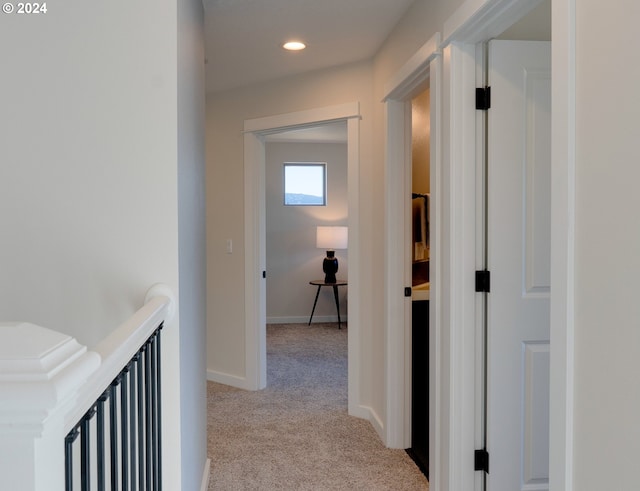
200, 458, 211, 491
267, 315, 348, 324
206, 369, 253, 390
353, 404, 385, 444
367, 406, 386, 443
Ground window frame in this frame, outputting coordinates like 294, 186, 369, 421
282, 162, 327, 206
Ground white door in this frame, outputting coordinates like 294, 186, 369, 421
486, 40, 551, 491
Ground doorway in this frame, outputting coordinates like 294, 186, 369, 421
440, 1, 553, 490
382, 1, 559, 488
408, 86, 431, 476
243, 102, 363, 418
264, 122, 348, 328
382, 32, 440, 451
478, 4, 552, 488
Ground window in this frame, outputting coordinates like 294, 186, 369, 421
283, 163, 326, 206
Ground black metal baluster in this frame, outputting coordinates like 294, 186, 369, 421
109, 380, 119, 491
65, 427, 79, 491
97, 394, 108, 491
145, 341, 152, 490
150, 332, 158, 491
129, 357, 138, 491
156, 326, 163, 491
137, 345, 146, 491
120, 367, 129, 491
64, 323, 164, 491
81, 408, 95, 491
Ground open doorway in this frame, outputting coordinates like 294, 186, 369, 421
408, 86, 431, 476
242, 102, 364, 419
382, 32, 440, 452
437, 1, 553, 489
477, 3, 552, 489
382, 1, 553, 486
264, 122, 348, 328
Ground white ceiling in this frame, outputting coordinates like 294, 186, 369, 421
203, 0, 415, 94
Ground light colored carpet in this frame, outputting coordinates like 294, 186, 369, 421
207, 323, 428, 490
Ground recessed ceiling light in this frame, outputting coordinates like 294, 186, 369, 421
282, 41, 306, 51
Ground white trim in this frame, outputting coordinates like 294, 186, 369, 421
243, 103, 362, 419
430, 0, 575, 491
442, 42, 479, 491
442, 0, 545, 45
244, 102, 361, 134
206, 369, 254, 391
383, 98, 410, 449
346, 116, 361, 418
382, 33, 441, 450
549, 0, 576, 489
243, 132, 267, 390
429, 52, 443, 490
383, 33, 442, 101
356, 404, 385, 442
200, 458, 211, 491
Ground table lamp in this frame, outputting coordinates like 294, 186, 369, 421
316, 226, 348, 283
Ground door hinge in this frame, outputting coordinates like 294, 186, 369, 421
474, 448, 490, 473
404, 287, 412, 297
475, 270, 491, 293
262, 270, 266, 278
476, 86, 491, 110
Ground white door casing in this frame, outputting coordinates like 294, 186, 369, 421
243, 102, 363, 418
382, 32, 441, 450
420, 0, 575, 488
486, 40, 551, 490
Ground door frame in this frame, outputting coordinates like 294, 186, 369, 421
382, 0, 576, 489
243, 102, 363, 417
441, 0, 576, 489
382, 32, 441, 451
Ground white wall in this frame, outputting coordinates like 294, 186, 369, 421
0, 1, 202, 488
178, 0, 208, 489
206, 61, 373, 387
412, 88, 431, 196
266, 142, 348, 323
205, 0, 640, 486
572, 0, 640, 487
369, 0, 466, 437
205, 0, 467, 438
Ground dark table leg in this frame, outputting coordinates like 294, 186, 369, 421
308, 285, 322, 326
332, 285, 342, 329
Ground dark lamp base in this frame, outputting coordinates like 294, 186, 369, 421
323, 250, 339, 283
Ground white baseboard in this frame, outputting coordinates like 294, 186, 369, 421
206, 369, 253, 390
368, 406, 385, 444
267, 315, 348, 324
352, 404, 385, 444
200, 458, 211, 491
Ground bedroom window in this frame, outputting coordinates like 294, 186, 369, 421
283, 163, 327, 206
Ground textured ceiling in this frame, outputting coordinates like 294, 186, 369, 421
203, 0, 415, 94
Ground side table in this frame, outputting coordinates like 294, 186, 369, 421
308, 280, 348, 329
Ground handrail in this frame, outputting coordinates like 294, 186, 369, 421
0, 283, 176, 491
64, 289, 174, 434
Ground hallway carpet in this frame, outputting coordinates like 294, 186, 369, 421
207, 323, 428, 490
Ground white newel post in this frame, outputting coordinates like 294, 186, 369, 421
0, 322, 100, 491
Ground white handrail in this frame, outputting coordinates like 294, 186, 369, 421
0, 283, 176, 491
64, 286, 175, 433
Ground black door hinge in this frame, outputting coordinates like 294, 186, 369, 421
475, 270, 491, 293
476, 86, 491, 110
404, 287, 412, 297
262, 270, 266, 278
474, 448, 490, 473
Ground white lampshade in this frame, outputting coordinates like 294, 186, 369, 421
316, 226, 348, 250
